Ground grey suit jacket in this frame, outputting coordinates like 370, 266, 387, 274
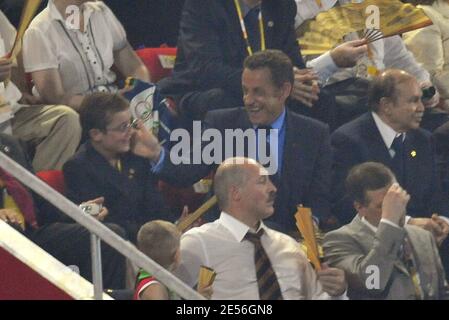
323, 215, 448, 299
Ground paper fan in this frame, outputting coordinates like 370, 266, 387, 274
298, 0, 432, 56
295, 206, 321, 271
198, 265, 217, 289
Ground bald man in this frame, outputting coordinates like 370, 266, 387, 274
175, 157, 347, 300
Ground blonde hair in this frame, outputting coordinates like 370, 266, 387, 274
137, 220, 181, 269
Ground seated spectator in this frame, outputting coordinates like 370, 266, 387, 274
175, 157, 347, 300
158, 0, 338, 120
323, 162, 448, 299
0, 132, 126, 289
404, 0, 449, 129
0, 9, 80, 171
331, 69, 449, 278
22, 0, 150, 111
295, 0, 441, 130
134, 220, 212, 300
63, 93, 174, 243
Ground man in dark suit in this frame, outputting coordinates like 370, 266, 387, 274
158, 0, 321, 120
331, 70, 449, 279
160, 50, 333, 234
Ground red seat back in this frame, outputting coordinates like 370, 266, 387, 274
136, 47, 177, 83
36, 170, 65, 195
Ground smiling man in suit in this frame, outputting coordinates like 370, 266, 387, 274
161, 50, 333, 234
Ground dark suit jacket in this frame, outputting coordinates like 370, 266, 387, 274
158, 0, 304, 104
63, 142, 171, 242
160, 108, 331, 233
331, 112, 448, 224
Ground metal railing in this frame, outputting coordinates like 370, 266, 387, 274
0, 151, 204, 300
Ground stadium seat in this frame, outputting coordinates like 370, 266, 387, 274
136, 46, 177, 83
36, 170, 65, 195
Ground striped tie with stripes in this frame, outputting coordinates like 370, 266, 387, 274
245, 229, 283, 300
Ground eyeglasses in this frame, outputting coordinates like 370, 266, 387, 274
105, 118, 138, 133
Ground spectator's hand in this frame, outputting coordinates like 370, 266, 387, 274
408, 216, 447, 244
130, 119, 162, 162
0, 58, 12, 83
381, 183, 410, 226
291, 67, 320, 107
317, 264, 346, 296
330, 39, 368, 68
420, 81, 440, 109
19, 92, 42, 105
197, 284, 213, 299
431, 214, 449, 245
0, 208, 24, 231
82, 197, 108, 221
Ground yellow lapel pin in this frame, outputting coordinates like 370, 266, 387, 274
410, 150, 417, 158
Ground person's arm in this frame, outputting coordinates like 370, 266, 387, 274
30, 68, 84, 110
307, 39, 368, 83
175, 231, 208, 288
113, 42, 150, 83
176, 0, 242, 96
384, 35, 430, 84
139, 282, 170, 300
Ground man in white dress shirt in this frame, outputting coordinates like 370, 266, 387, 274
175, 157, 347, 300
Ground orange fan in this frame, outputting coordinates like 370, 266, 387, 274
295, 206, 321, 271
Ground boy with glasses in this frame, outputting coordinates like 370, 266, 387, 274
63, 93, 172, 243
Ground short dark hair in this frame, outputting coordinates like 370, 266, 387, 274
345, 162, 395, 205
243, 49, 294, 88
79, 93, 129, 140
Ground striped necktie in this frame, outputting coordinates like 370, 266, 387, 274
245, 229, 283, 300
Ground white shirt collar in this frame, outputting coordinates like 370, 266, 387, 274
360, 216, 377, 233
371, 112, 405, 149
48, 0, 96, 29
219, 211, 266, 242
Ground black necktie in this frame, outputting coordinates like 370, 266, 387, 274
245, 229, 283, 300
244, 6, 261, 52
391, 134, 404, 184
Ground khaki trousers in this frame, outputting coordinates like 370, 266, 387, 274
11, 105, 81, 171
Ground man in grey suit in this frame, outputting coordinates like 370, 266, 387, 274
323, 162, 448, 299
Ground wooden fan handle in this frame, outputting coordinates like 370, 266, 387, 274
177, 195, 217, 232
